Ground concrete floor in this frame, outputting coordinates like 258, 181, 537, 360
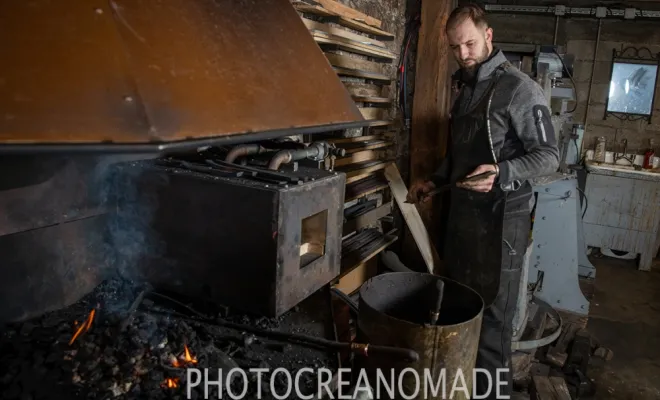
587, 255, 660, 399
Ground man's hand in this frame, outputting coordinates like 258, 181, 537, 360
407, 180, 436, 203
458, 164, 498, 192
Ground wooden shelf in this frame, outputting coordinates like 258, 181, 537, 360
364, 119, 394, 127
340, 228, 398, 278
343, 202, 392, 236
335, 148, 387, 167
345, 174, 388, 202
334, 66, 391, 82
352, 95, 391, 104
339, 160, 392, 184
292, 1, 395, 40
312, 31, 396, 60
303, 19, 387, 49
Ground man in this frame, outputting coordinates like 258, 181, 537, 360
407, 4, 559, 398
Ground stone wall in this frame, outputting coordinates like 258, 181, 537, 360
485, 11, 660, 155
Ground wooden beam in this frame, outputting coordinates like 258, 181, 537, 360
408, 0, 456, 251
325, 52, 384, 74
312, 31, 396, 60
303, 19, 387, 49
384, 164, 439, 274
312, 0, 382, 28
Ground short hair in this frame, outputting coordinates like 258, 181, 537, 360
446, 4, 489, 32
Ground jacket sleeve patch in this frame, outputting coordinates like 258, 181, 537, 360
532, 105, 556, 146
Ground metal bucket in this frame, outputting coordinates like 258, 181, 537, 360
356, 272, 484, 400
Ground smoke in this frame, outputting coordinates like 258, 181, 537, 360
90, 157, 168, 315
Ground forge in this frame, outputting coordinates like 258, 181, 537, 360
0, 0, 375, 399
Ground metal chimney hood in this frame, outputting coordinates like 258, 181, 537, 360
0, 0, 366, 154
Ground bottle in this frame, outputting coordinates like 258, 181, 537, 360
594, 136, 607, 163
643, 139, 656, 169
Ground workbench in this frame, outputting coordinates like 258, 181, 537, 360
583, 162, 660, 271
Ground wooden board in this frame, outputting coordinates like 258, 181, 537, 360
327, 134, 381, 144
352, 95, 391, 104
365, 119, 394, 127
384, 164, 437, 274
335, 66, 391, 82
343, 202, 392, 236
325, 52, 384, 74
531, 375, 571, 400
292, 2, 337, 17
312, 0, 382, 28
335, 149, 383, 167
342, 160, 392, 184
312, 32, 396, 60
303, 19, 386, 48
343, 82, 381, 97
342, 141, 391, 154
334, 16, 394, 40
334, 258, 378, 295
358, 107, 383, 120
409, 0, 455, 226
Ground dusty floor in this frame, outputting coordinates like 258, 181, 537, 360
587, 255, 660, 399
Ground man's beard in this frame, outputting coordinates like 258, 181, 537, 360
460, 45, 490, 78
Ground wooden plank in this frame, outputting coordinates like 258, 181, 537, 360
292, 2, 337, 17
327, 134, 381, 144
358, 107, 383, 120
365, 119, 394, 127
407, 0, 455, 264
334, 258, 378, 295
343, 141, 391, 154
303, 19, 387, 48
340, 233, 398, 277
312, 32, 396, 60
312, 0, 382, 28
335, 66, 391, 82
325, 52, 384, 74
384, 164, 438, 274
343, 161, 391, 184
343, 82, 381, 97
343, 203, 392, 236
549, 377, 572, 400
335, 149, 383, 167
352, 95, 391, 104
335, 17, 395, 40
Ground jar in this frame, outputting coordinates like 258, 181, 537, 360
594, 136, 607, 163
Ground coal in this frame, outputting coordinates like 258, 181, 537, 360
0, 278, 338, 400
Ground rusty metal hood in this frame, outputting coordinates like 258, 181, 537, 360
0, 0, 365, 153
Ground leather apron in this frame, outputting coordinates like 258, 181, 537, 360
443, 67, 508, 308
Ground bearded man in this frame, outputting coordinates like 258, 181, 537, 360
407, 4, 560, 398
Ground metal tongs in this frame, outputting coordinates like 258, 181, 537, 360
405, 170, 497, 204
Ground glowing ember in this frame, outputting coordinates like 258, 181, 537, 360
171, 344, 198, 368
69, 308, 96, 345
163, 378, 179, 388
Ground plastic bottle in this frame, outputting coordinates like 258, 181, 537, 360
643, 139, 656, 169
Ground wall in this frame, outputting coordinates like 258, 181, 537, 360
485, 9, 660, 155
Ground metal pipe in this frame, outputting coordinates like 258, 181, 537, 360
225, 144, 268, 164
553, 15, 559, 45
584, 19, 602, 133
484, 4, 660, 19
267, 143, 323, 170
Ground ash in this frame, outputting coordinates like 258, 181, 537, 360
0, 279, 337, 400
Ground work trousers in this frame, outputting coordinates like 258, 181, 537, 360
474, 212, 531, 399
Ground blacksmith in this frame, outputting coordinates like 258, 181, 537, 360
406, 4, 560, 398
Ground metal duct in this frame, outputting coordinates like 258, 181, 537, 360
0, 0, 366, 154
484, 4, 660, 19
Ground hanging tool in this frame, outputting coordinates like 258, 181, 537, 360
405, 170, 497, 204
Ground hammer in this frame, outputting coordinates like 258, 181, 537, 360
405, 170, 497, 204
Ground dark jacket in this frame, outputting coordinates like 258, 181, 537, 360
431, 49, 560, 211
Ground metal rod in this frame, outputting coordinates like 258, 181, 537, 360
584, 19, 602, 134
553, 15, 559, 46
484, 4, 660, 19
144, 310, 420, 362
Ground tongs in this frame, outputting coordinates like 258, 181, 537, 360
405, 170, 497, 204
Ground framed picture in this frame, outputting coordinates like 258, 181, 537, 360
604, 47, 660, 123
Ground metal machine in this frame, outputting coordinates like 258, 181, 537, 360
497, 45, 595, 352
